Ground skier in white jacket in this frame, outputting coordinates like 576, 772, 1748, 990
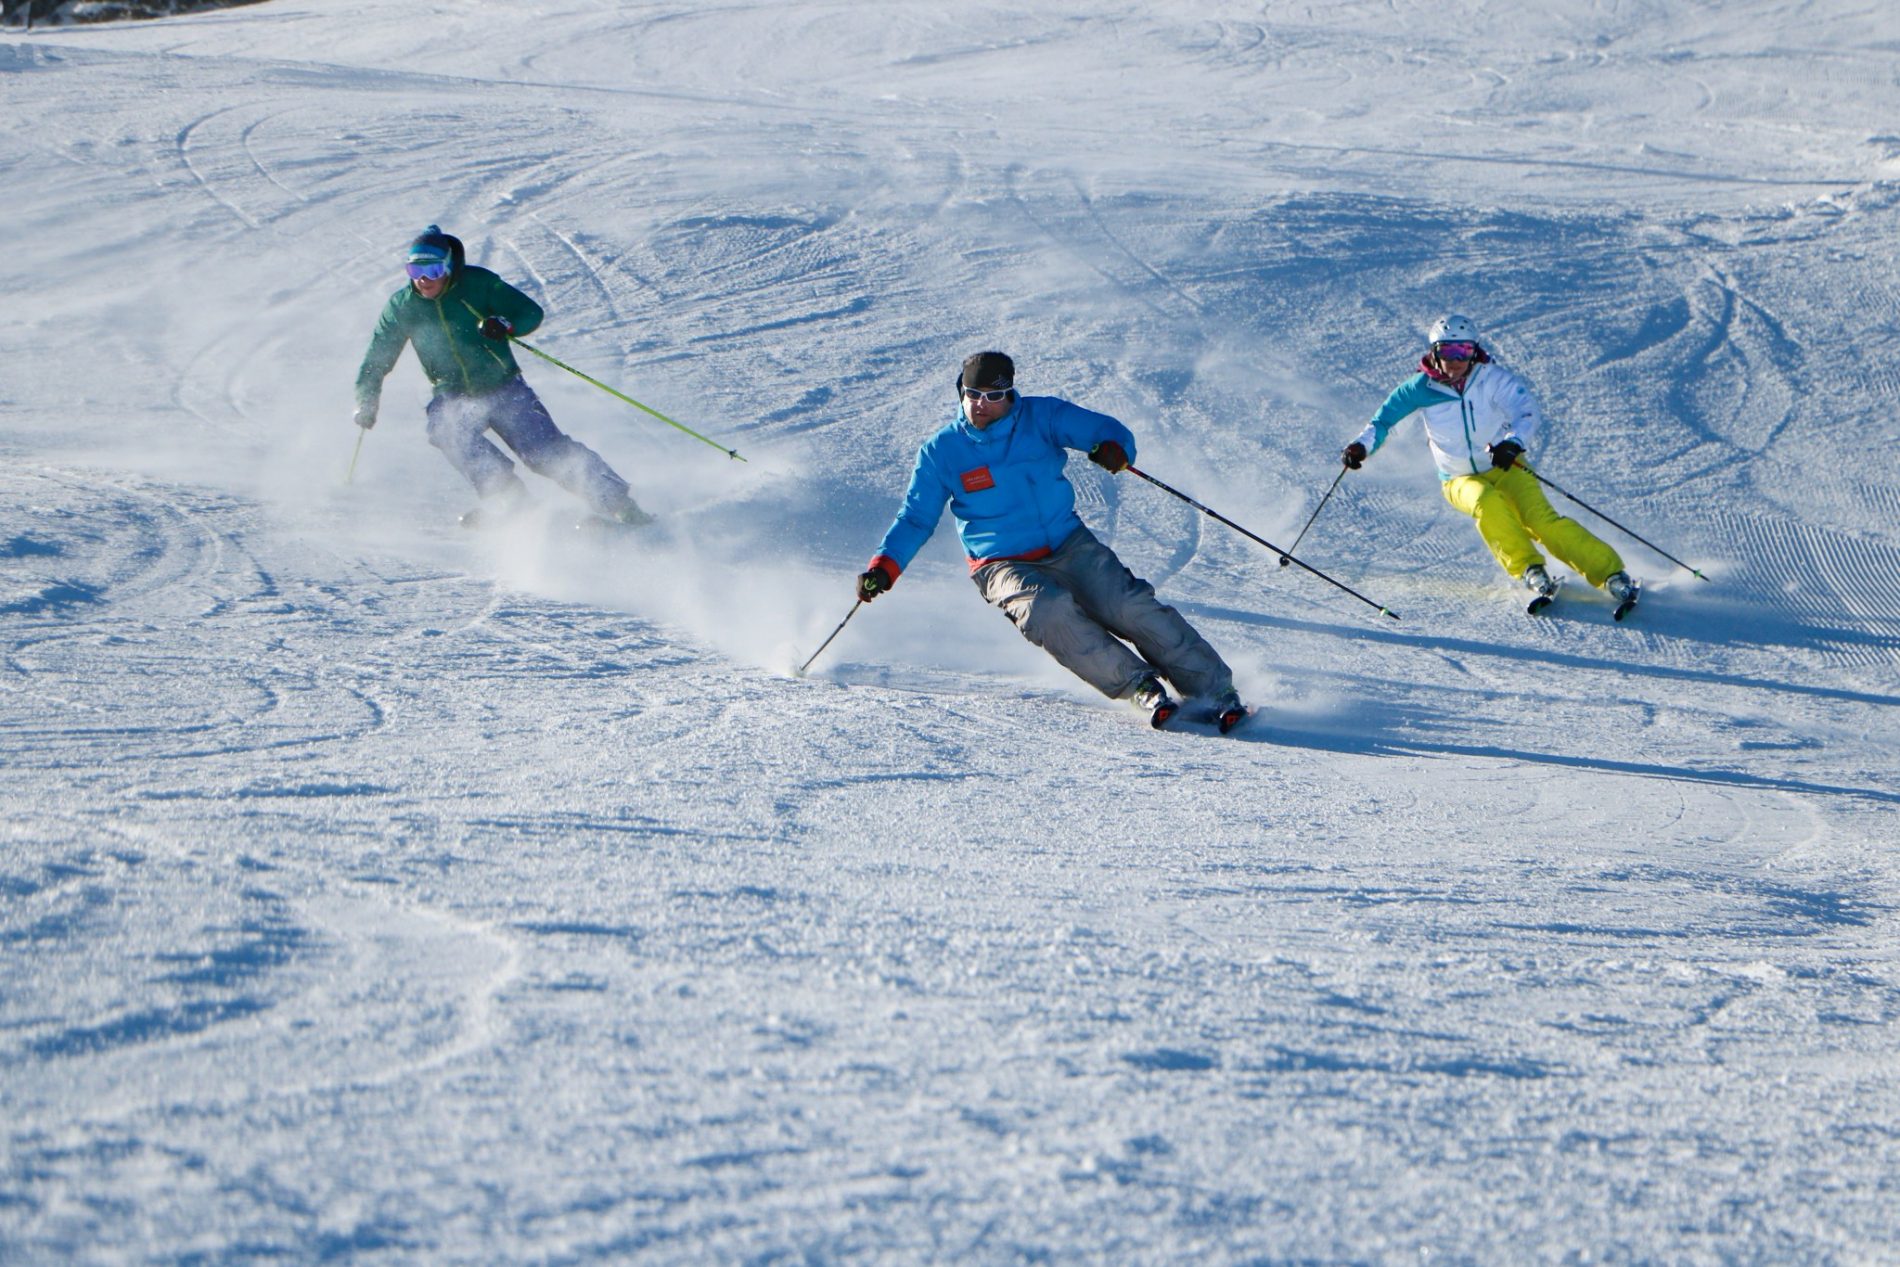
1342, 314, 1638, 612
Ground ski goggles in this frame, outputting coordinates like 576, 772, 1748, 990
962, 386, 1013, 403
1432, 341, 1478, 361
405, 259, 451, 281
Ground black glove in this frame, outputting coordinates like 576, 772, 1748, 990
478, 315, 514, 341
1341, 442, 1366, 470
1490, 439, 1524, 470
856, 564, 894, 603
352, 406, 377, 431
1089, 440, 1129, 473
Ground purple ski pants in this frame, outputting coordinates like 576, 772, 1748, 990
425, 376, 629, 513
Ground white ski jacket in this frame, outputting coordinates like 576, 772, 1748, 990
1352, 360, 1544, 482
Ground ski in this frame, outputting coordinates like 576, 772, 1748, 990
1526, 592, 1555, 615
459, 501, 534, 532
572, 501, 657, 542
459, 506, 512, 531
1149, 698, 1180, 729
1613, 587, 1640, 622
1179, 696, 1250, 734
574, 514, 652, 538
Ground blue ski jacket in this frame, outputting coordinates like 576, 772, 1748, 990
869, 395, 1136, 579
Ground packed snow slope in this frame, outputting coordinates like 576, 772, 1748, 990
5, 2, 1900, 1262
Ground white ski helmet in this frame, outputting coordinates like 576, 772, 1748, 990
1428, 313, 1481, 349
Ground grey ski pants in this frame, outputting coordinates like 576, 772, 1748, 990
971, 527, 1234, 700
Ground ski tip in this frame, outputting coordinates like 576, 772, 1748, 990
578, 512, 656, 534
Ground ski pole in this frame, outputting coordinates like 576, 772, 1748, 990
795, 600, 863, 677
345, 428, 366, 484
1126, 466, 1399, 621
457, 302, 745, 462
513, 337, 747, 462
1524, 467, 1709, 581
1279, 466, 1346, 568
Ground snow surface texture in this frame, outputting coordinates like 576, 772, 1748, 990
4, 2, 1899, 1262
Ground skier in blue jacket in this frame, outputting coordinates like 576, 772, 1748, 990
856, 351, 1242, 729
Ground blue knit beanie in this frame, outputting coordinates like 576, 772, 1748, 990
406, 225, 461, 270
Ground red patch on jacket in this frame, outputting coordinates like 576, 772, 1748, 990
960, 466, 996, 493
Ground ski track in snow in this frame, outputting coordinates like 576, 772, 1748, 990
5, 3, 1900, 1262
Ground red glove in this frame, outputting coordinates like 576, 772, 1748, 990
1089, 440, 1129, 472
1342, 442, 1367, 470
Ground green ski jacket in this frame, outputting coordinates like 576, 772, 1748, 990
354, 266, 545, 412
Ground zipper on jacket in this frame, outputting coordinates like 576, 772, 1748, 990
1453, 370, 1484, 475
431, 298, 473, 393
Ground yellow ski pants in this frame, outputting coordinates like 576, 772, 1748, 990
1441, 465, 1623, 587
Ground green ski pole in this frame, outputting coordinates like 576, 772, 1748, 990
345, 428, 366, 484
460, 301, 744, 461
513, 337, 746, 462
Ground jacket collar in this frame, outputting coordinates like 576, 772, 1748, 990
1420, 358, 1485, 395
955, 399, 1019, 444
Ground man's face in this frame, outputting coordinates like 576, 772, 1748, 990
407, 258, 451, 300
962, 385, 1014, 429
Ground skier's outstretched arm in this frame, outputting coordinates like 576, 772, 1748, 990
352, 299, 409, 429
858, 448, 951, 601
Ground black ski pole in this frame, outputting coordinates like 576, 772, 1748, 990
795, 600, 863, 677
1126, 466, 1399, 621
1279, 466, 1346, 568
1524, 467, 1710, 581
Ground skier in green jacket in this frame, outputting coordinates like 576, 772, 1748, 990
354, 226, 649, 529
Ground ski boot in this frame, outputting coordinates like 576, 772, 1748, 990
1604, 571, 1640, 621
1209, 688, 1248, 735
459, 482, 527, 531
577, 494, 655, 537
1522, 564, 1559, 614
601, 494, 654, 529
1131, 674, 1179, 729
